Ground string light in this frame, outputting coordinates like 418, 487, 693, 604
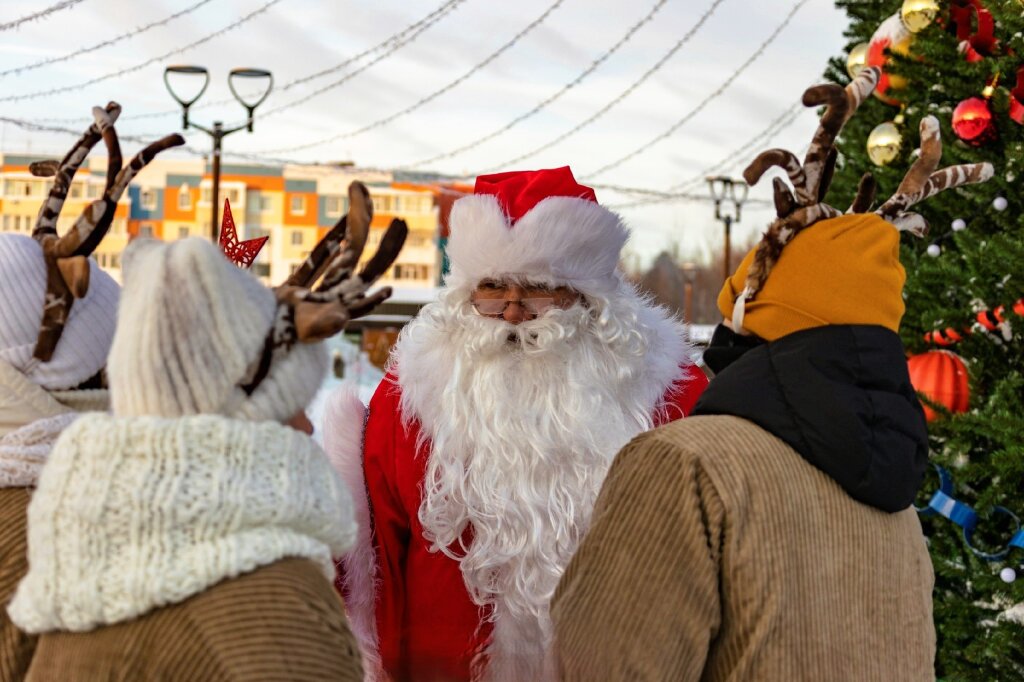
472, 0, 727, 175
0, 0, 84, 32
397, 0, 670, 170
252, 0, 569, 154
37, 0, 467, 124
0, 0, 283, 103
0, 0, 217, 79
584, 0, 812, 179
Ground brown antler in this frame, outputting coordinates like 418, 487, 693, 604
240, 181, 409, 395
848, 173, 878, 214
744, 67, 880, 213
727, 68, 884, 331
31, 104, 184, 362
874, 116, 994, 236
32, 102, 121, 237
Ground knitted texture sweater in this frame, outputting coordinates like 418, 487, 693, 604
10, 413, 357, 634
551, 416, 935, 681
24, 557, 363, 682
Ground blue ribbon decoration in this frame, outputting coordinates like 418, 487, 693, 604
916, 465, 1023, 562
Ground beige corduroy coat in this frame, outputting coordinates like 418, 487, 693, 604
552, 416, 935, 682
24, 558, 363, 682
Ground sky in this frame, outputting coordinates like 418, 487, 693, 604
0, 0, 849, 268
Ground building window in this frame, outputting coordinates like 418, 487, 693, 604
253, 263, 271, 278
393, 264, 428, 280
227, 189, 241, 205
325, 196, 346, 216
178, 184, 192, 210
201, 188, 212, 203
141, 189, 157, 210
290, 195, 305, 215
139, 224, 154, 238
260, 195, 272, 213
2, 216, 9, 230
178, 226, 189, 239
70, 183, 82, 199
291, 230, 304, 246
86, 183, 101, 199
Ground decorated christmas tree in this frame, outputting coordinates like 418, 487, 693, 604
827, 0, 1024, 677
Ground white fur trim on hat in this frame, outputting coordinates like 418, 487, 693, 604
109, 238, 326, 423
0, 234, 119, 390
445, 194, 628, 299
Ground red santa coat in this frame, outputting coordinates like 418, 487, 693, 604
339, 366, 707, 681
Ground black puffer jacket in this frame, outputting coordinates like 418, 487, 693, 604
693, 325, 928, 512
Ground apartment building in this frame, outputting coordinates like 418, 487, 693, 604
0, 154, 443, 289
0, 153, 132, 281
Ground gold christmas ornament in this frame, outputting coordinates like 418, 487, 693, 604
846, 42, 870, 79
901, 0, 940, 33
867, 121, 902, 166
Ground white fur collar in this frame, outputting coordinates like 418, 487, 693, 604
9, 413, 356, 634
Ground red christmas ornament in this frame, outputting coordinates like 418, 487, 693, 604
907, 350, 970, 422
924, 327, 965, 346
1014, 297, 1024, 317
1010, 66, 1024, 125
952, 96, 996, 145
218, 198, 268, 269
949, 0, 997, 63
867, 13, 914, 106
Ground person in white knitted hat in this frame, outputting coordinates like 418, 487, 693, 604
8, 182, 408, 681
0, 104, 179, 681
326, 166, 707, 682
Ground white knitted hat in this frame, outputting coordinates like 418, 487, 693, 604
108, 238, 327, 423
0, 234, 120, 390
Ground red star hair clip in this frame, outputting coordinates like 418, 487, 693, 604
219, 198, 268, 268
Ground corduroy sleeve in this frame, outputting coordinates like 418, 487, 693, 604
551, 429, 724, 682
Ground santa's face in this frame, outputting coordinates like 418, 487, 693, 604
469, 278, 582, 326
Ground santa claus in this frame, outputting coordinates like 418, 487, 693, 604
325, 166, 707, 682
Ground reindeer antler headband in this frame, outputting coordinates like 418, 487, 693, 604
240, 181, 408, 395
732, 66, 994, 332
29, 102, 184, 361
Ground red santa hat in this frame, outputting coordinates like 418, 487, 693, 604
445, 166, 628, 299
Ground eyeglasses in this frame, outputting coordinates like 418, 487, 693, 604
471, 296, 557, 318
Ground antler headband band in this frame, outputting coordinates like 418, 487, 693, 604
30, 103, 184, 361
732, 67, 993, 332
239, 180, 408, 395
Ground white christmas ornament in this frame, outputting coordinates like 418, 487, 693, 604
927, 244, 942, 257
952, 218, 967, 232
1000, 567, 1017, 583
993, 196, 1008, 211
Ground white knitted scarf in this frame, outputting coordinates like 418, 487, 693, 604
8, 413, 357, 634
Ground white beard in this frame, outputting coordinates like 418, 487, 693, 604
392, 280, 691, 681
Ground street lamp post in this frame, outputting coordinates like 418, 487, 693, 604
680, 261, 697, 325
164, 65, 273, 241
706, 176, 749, 282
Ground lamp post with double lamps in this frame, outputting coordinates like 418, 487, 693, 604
164, 65, 273, 241
706, 176, 749, 282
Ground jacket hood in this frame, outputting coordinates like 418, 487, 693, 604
693, 325, 928, 512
